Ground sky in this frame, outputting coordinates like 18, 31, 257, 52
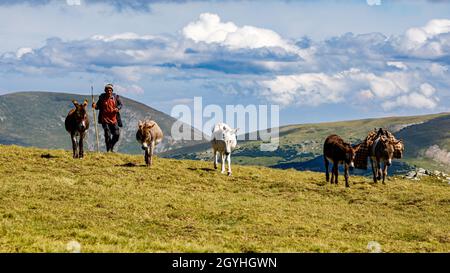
1, 0, 450, 127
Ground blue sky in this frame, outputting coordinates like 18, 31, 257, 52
1, 0, 450, 126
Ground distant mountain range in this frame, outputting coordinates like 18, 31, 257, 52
163, 112, 450, 174
0, 92, 204, 154
1, 91, 449, 174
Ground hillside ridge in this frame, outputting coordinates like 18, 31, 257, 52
0, 91, 204, 154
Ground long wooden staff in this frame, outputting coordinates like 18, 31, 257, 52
91, 85, 100, 152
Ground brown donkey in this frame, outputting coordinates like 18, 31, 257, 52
136, 120, 164, 167
323, 135, 361, 187
369, 135, 398, 184
65, 100, 90, 159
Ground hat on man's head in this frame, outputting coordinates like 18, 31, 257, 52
104, 84, 114, 91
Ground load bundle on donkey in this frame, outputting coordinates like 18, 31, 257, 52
354, 128, 404, 170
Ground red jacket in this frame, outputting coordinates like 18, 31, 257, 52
95, 93, 123, 126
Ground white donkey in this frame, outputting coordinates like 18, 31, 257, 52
211, 123, 238, 176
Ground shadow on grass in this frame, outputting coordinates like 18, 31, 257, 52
41, 153, 59, 159
116, 162, 148, 168
312, 181, 327, 187
187, 167, 216, 172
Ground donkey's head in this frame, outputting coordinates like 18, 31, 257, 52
72, 99, 89, 131
392, 139, 404, 159
379, 136, 395, 166
222, 127, 238, 155
344, 143, 362, 168
137, 120, 156, 150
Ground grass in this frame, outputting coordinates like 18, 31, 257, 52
1, 145, 450, 253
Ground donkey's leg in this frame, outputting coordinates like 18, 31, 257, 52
376, 159, 382, 181
382, 162, 388, 184
71, 133, 78, 159
213, 149, 218, 169
332, 163, 339, 184
221, 153, 226, 174
324, 157, 330, 182
147, 150, 152, 167
330, 162, 335, 184
144, 148, 149, 166
79, 133, 84, 159
334, 164, 339, 185
148, 141, 155, 167
344, 164, 350, 188
227, 154, 232, 176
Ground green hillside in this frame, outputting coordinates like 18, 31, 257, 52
0, 92, 203, 154
1, 145, 450, 253
165, 113, 450, 172
395, 115, 450, 171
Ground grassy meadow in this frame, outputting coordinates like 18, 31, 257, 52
0, 145, 450, 253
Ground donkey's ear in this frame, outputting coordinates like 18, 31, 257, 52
82, 99, 88, 107
138, 120, 143, 127
353, 143, 362, 151
233, 128, 239, 134
72, 100, 79, 106
144, 120, 155, 128
392, 139, 402, 145
147, 123, 156, 129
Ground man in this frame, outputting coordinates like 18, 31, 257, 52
92, 84, 123, 152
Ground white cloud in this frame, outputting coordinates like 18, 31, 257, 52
396, 19, 450, 58
358, 89, 375, 100
114, 84, 144, 94
91, 32, 156, 42
1, 15, 450, 114
110, 66, 143, 82
182, 13, 302, 55
260, 72, 347, 106
349, 70, 404, 98
419, 83, 436, 97
429, 63, 448, 76
182, 13, 237, 44
366, 0, 381, 6
15, 47, 33, 59
66, 0, 81, 6
422, 19, 450, 36
387, 61, 407, 70
109, 66, 167, 82
381, 92, 438, 110
260, 68, 439, 110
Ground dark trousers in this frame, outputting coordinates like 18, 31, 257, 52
102, 123, 120, 152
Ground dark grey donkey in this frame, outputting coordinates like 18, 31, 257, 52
65, 100, 90, 159
369, 136, 395, 184
323, 134, 361, 188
